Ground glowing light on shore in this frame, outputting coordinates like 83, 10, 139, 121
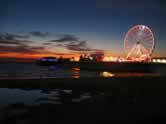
103, 57, 112, 62
103, 56, 126, 62
103, 56, 117, 62
152, 59, 166, 63
75, 57, 80, 61
70, 57, 80, 62
162, 59, 166, 63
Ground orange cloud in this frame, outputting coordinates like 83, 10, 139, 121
0, 52, 80, 61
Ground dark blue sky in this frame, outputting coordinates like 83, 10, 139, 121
0, 0, 166, 57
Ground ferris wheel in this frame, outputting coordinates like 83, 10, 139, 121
124, 25, 155, 60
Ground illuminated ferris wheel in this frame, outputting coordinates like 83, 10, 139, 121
124, 25, 155, 61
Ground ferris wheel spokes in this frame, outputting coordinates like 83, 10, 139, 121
124, 25, 155, 61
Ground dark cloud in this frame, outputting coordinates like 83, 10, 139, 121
90, 51, 105, 57
0, 40, 33, 46
31, 46, 45, 51
0, 45, 45, 54
65, 41, 92, 51
47, 34, 93, 51
29, 31, 49, 37
47, 34, 104, 52
8, 33, 29, 39
48, 34, 93, 51
0, 40, 21, 45
0, 32, 43, 54
0, 33, 29, 41
42, 42, 52, 45
56, 44, 64, 47
0, 45, 31, 53
0, 33, 32, 47
0, 31, 50, 41
0, 32, 104, 54
49, 34, 79, 42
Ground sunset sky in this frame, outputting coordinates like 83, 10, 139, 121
0, 0, 166, 60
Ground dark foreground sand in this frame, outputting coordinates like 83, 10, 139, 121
1, 77, 166, 95
1, 77, 166, 124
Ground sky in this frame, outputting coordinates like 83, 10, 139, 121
0, 0, 166, 60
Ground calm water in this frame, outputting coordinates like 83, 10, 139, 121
0, 62, 96, 78
0, 62, 161, 79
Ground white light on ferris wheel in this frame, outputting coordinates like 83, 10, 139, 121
124, 25, 155, 60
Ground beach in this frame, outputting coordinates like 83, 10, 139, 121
0, 62, 166, 123
0, 77, 166, 123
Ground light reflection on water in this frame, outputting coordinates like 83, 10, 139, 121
100, 72, 161, 78
0, 63, 162, 79
71, 68, 80, 78
100, 72, 115, 78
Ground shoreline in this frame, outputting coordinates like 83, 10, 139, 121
0, 77, 166, 95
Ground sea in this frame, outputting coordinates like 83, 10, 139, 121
0, 62, 165, 123
0, 62, 161, 79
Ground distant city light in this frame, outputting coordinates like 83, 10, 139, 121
70, 57, 80, 62
89, 56, 93, 60
152, 59, 156, 63
103, 56, 126, 62
103, 56, 117, 62
152, 59, 166, 63
162, 59, 166, 63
